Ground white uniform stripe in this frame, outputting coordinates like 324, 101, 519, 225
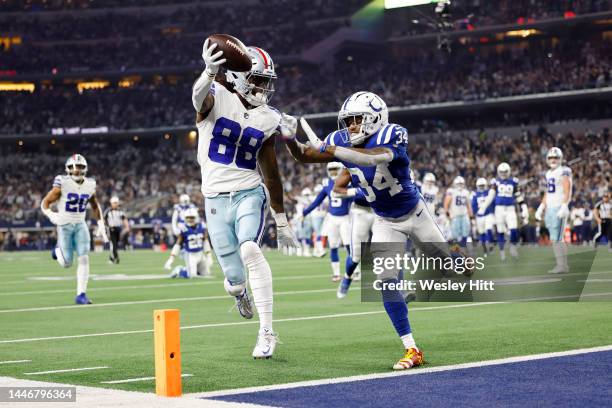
383, 125, 394, 144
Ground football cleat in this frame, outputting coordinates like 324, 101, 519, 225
352, 270, 361, 281
337, 277, 352, 299
75, 293, 92, 305
393, 348, 424, 370
235, 289, 254, 319
252, 328, 279, 359
51, 248, 57, 260
332, 275, 341, 282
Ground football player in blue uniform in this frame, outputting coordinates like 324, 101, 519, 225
472, 178, 495, 256
479, 163, 528, 261
303, 162, 354, 281
164, 207, 212, 279
280, 91, 467, 370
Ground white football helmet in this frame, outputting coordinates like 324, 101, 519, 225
184, 207, 199, 227
338, 91, 388, 146
226, 46, 276, 107
476, 178, 488, 192
179, 194, 191, 205
65, 154, 88, 182
327, 162, 343, 179
423, 172, 436, 185
546, 147, 563, 169
497, 162, 511, 178
453, 176, 465, 188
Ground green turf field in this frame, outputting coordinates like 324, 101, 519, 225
0, 247, 611, 393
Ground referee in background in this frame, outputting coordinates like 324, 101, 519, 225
104, 196, 130, 264
593, 191, 611, 250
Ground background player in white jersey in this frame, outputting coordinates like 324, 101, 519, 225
171, 194, 196, 236
302, 162, 354, 281
164, 207, 211, 279
282, 91, 472, 370
535, 147, 573, 273
40, 154, 108, 305
310, 184, 327, 257
192, 39, 298, 359
421, 172, 440, 213
444, 176, 473, 248
332, 168, 375, 298
295, 187, 314, 257
480, 162, 528, 261
472, 178, 495, 256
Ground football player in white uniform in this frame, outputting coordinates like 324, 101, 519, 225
443, 176, 473, 248
421, 172, 440, 213
192, 39, 298, 358
40, 154, 108, 305
171, 194, 196, 236
311, 184, 327, 257
295, 187, 314, 257
535, 147, 573, 273
164, 208, 212, 279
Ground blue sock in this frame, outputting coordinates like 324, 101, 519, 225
480, 233, 486, 243
330, 248, 339, 262
497, 232, 505, 250
345, 256, 359, 278
306, 238, 312, 246
510, 229, 519, 244
460, 237, 467, 247
486, 230, 493, 242
382, 279, 411, 337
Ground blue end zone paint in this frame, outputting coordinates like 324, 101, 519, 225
209, 350, 612, 407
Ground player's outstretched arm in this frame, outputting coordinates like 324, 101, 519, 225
193, 39, 226, 121
280, 115, 334, 163
302, 188, 327, 217
40, 187, 61, 225
89, 194, 109, 243
259, 136, 299, 250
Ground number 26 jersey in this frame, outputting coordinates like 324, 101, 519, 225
53, 175, 97, 225
196, 81, 281, 197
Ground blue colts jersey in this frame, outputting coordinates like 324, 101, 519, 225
303, 177, 353, 217
472, 190, 494, 215
180, 222, 206, 253
493, 177, 519, 206
325, 124, 419, 219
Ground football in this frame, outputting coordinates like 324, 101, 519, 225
207, 33, 252, 72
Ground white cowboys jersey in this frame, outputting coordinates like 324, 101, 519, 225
53, 175, 97, 225
447, 187, 469, 217
196, 81, 281, 196
545, 166, 572, 207
422, 184, 439, 210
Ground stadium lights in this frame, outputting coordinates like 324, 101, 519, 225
0, 82, 35, 92
76, 81, 110, 94
164, 133, 171, 140
504, 29, 540, 38
188, 130, 197, 139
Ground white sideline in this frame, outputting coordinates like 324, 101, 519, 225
0, 360, 30, 365
192, 344, 612, 398
0, 288, 336, 314
101, 374, 193, 384
0, 303, 496, 344
0, 274, 330, 297
0, 376, 270, 408
24, 366, 109, 375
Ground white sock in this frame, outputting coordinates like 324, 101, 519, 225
553, 242, 568, 269
76, 255, 89, 295
401, 333, 417, 350
240, 241, 273, 331
331, 262, 340, 277
315, 239, 324, 253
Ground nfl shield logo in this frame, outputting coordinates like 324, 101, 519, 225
211, 208, 216, 214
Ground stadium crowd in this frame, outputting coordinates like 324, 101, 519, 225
2, 38, 610, 135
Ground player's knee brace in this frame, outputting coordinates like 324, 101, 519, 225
223, 278, 245, 296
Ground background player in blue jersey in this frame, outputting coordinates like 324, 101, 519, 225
479, 163, 528, 262
171, 194, 196, 237
164, 207, 212, 279
472, 178, 495, 256
280, 91, 469, 371
302, 162, 354, 281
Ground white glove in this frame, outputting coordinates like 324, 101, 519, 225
299, 117, 323, 150
279, 113, 297, 140
96, 222, 109, 244
202, 38, 226, 76
164, 257, 174, 271
557, 203, 569, 219
535, 203, 544, 221
273, 213, 299, 251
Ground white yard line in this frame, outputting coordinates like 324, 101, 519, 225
0, 274, 329, 297
0, 359, 31, 364
0, 288, 336, 314
24, 366, 109, 375
101, 374, 193, 384
193, 344, 612, 398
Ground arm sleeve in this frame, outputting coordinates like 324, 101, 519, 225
303, 189, 327, 216
333, 146, 394, 166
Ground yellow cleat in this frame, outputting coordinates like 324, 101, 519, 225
393, 347, 424, 370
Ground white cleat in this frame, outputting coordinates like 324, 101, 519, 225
509, 246, 519, 261
499, 250, 506, 263
252, 328, 278, 359
548, 265, 569, 274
